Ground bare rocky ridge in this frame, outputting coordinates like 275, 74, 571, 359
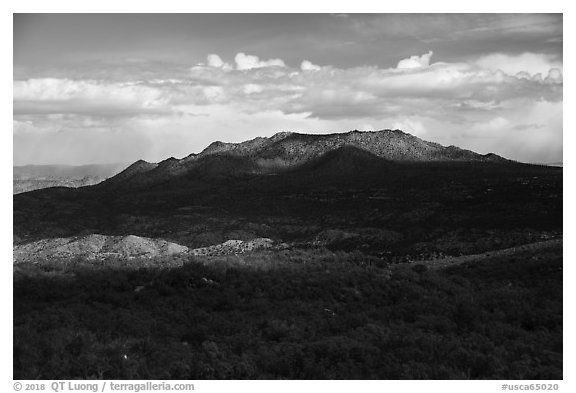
13, 234, 188, 263
190, 238, 274, 257
13, 234, 275, 264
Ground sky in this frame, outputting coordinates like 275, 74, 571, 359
13, 13, 563, 165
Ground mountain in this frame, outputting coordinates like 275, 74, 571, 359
100, 129, 509, 190
197, 129, 507, 164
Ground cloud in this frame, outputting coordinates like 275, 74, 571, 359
14, 50, 563, 164
16, 54, 562, 120
397, 51, 434, 69
206, 54, 232, 70
234, 53, 286, 70
392, 119, 427, 136
13, 78, 172, 116
475, 52, 563, 78
243, 84, 264, 94
202, 86, 226, 102
545, 68, 563, 84
301, 60, 321, 71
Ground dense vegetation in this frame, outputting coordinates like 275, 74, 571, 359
14, 162, 562, 254
14, 244, 562, 379
13, 161, 563, 379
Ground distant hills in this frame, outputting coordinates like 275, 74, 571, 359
13, 163, 127, 194
536, 162, 563, 167
14, 163, 128, 179
101, 129, 509, 189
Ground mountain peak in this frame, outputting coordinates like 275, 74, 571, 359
99, 159, 158, 188
270, 131, 295, 140
200, 141, 231, 155
133, 159, 152, 166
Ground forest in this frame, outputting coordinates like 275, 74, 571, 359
14, 242, 562, 379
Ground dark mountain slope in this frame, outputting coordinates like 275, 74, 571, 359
296, 145, 390, 176
99, 159, 158, 188
180, 154, 261, 179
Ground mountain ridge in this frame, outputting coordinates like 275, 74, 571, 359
100, 129, 510, 189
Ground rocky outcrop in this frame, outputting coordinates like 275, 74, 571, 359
190, 238, 274, 256
13, 235, 275, 263
13, 234, 189, 263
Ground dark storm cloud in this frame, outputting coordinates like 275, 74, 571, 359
14, 14, 562, 70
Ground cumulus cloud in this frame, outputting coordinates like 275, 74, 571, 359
207, 54, 224, 68
234, 53, 286, 70
206, 54, 232, 70
475, 52, 563, 78
397, 51, 434, 69
301, 60, 322, 71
